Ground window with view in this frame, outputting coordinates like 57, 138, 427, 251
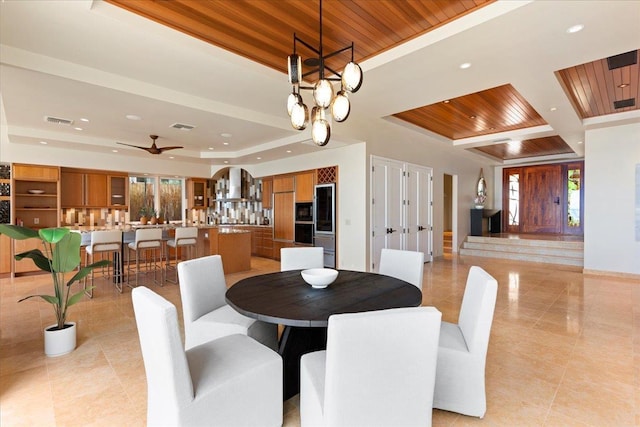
129, 176, 184, 222
160, 178, 183, 222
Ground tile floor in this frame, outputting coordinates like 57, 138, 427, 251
1, 255, 638, 426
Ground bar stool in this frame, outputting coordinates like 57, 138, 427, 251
127, 228, 164, 288
165, 227, 198, 283
83, 230, 123, 298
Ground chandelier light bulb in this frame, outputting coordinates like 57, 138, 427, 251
342, 61, 363, 93
313, 79, 334, 108
331, 91, 350, 122
311, 110, 330, 146
290, 102, 308, 130
287, 92, 302, 116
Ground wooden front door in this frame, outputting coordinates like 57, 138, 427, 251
503, 161, 585, 235
521, 165, 563, 233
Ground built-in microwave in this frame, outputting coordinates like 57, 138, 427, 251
295, 202, 313, 222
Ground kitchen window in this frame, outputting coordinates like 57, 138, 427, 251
129, 176, 185, 222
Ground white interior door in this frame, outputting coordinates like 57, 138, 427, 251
371, 157, 404, 271
406, 164, 433, 262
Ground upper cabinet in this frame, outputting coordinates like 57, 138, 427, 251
273, 175, 294, 193
61, 169, 107, 208
108, 174, 128, 208
187, 178, 208, 209
261, 178, 273, 209
295, 171, 315, 202
12, 164, 60, 229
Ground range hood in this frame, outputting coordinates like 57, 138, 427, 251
213, 167, 256, 202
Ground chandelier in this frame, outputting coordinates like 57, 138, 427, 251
286, 0, 363, 146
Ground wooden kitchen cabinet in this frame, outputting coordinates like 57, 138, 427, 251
273, 192, 294, 241
261, 178, 273, 209
13, 239, 44, 273
187, 179, 207, 209
13, 164, 59, 181
108, 174, 128, 207
0, 234, 11, 274
60, 170, 107, 207
273, 175, 294, 193
13, 164, 60, 230
295, 170, 315, 202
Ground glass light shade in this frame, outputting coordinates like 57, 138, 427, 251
342, 61, 363, 93
313, 79, 334, 108
288, 54, 302, 84
331, 91, 350, 122
311, 107, 330, 146
287, 92, 302, 116
290, 102, 308, 130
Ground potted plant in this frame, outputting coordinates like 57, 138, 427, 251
139, 206, 149, 225
0, 225, 110, 356
149, 207, 158, 225
156, 210, 164, 225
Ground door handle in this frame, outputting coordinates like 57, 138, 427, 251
386, 228, 397, 234
554, 197, 560, 205
418, 225, 424, 231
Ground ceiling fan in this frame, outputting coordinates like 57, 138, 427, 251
117, 134, 183, 155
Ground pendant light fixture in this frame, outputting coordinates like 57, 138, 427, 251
286, 0, 363, 146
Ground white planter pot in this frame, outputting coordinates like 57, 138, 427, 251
44, 322, 76, 357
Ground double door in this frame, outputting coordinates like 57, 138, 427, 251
371, 156, 433, 271
503, 161, 584, 235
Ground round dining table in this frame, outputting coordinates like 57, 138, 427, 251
226, 269, 422, 399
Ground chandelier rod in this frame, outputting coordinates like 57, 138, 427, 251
319, 0, 324, 79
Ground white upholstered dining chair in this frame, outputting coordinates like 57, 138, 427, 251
300, 306, 442, 426
132, 286, 282, 427
433, 266, 498, 418
280, 246, 324, 271
378, 248, 425, 290
177, 254, 278, 350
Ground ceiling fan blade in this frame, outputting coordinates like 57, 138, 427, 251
116, 142, 148, 150
158, 146, 184, 153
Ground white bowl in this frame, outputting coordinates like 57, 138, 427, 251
301, 268, 338, 289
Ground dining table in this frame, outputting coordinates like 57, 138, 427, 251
225, 269, 422, 399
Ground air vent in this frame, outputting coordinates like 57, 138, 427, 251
44, 116, 74, 126
613, 98, 636, 109
607, 50, 637, 70
170, 123, 195, 131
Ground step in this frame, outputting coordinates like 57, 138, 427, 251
462, 241, 583, 259
466, 235, 583, 250
459, 235, 583, 267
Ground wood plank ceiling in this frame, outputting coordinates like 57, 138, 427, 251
105, 0, 637, 162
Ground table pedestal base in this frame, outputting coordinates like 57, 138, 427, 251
278, 326, 327, 400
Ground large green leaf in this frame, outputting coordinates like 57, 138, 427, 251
0, 224, 39, 240
18, 294, 59, 305
14, 249, 52, 272
67, 288, 90, 307
39, 227, 70, 244
67, 260, 111, 284
52, 232, 81, 273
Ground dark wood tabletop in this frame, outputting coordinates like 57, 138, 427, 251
226, 269, 423, 327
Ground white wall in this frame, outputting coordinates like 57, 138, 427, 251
584, 123, 640, 275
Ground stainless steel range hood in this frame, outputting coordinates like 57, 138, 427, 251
213, 167, 255, 201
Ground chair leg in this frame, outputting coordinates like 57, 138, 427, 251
83, 252, 94, 299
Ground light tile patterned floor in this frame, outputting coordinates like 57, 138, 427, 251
1, 256, 638, 426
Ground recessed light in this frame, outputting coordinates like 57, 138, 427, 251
618, 83, 629, 88
443, 100, 450, 104
80, 118, 89, 122
550, 107, 557, 111
208, 147, 214, 150
469, 115, 476, 119
169, 156, 174, 159
256, 157, 262, 160
144, 173, 149, 176
223, 142, 229, 146
74, 127, 83, 131
566, 24, 584, 34
577, 141, 583, 144
221, 133, 232, 138
224, 160, 229, 164
286, 150, 292, 153
126, 114, 142, 121
112, 149, 118, 153
459, 62, 471, 69
40, 141, 48, 145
